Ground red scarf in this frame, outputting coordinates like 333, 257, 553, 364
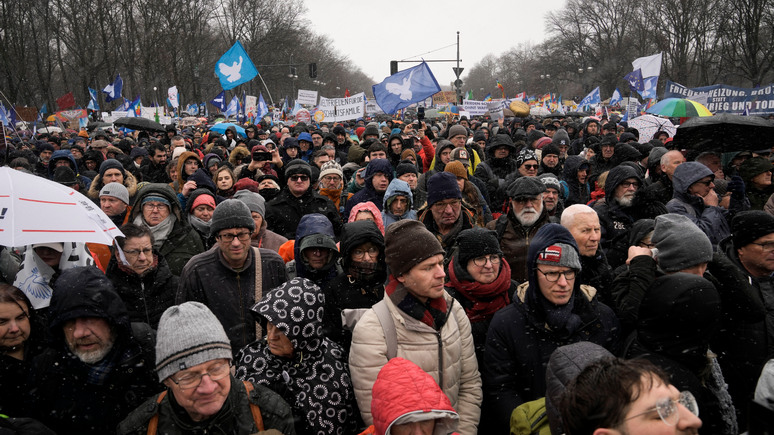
446, 257, 511, 322
385, 276, 448, 330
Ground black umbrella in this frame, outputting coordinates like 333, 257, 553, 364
86, 121, 112, 131
112, 117, 166, 132
672, 114, 774, 152
565, 111, 590, 117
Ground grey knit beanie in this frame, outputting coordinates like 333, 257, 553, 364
233, 189, 266, 218
155, 302, 232, 382
448, 124, 467, 139
99, 182, 130, 205
652, 213, 712, 272
209, 199, 255, 238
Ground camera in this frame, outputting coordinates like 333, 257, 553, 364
252, 151, 272, 161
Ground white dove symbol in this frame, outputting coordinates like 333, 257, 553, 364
219, 56, 244, 83
104, 84, 114, 96
385, 69, 415, 100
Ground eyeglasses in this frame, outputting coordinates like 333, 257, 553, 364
289, 175, 309, 182
432, 199, 461, 210
124, 247, 152, 257
638, 242, 656, 249
472, 254, 501, 267
352, 247, 379, 259
752, 241, 774, 252
537, 268, 576, 282
624, 390, 699, 426
170, 361, 231, 390
620, 181, 640, 189
522, 164, 539, 170
216, 231, 251, 242
143, 203, 169, 211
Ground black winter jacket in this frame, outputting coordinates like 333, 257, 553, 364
265, 187, 343, 239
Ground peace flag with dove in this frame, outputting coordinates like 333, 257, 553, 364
215, 41, 258, 90
373, 61, 440, 114
102, 74, 123, 102
578, 87, 601, 109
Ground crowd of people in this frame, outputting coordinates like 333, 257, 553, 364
1, 112, 774, 434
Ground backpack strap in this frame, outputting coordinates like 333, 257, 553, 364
243, 381, 265, 431
146, 391, 168, 435
253, 248, 263, 339
372, 300, 397, 360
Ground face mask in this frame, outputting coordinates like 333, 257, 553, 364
258, 188, 279, 201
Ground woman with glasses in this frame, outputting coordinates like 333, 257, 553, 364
483, 224, 620, 432
624, 272, 737, 434
322, 220, 386, 355
236, 278, 358, 435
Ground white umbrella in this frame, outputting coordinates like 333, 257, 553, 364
627, 115, 676, 142
530, 106, 552, 117
37, 126, 62, 133
0, 167, 124, 247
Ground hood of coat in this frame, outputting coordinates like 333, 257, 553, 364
251, 277, 324, 353
129, 182, 183, 222
48, 149, 80, 178
339, 219, 385, 273
672, 161, 713, 197
484, 134, 518, 160
293, 213, 338, 277
349, 201, 386, 234
604, 165, 643, 202
48, 266, 132, 349
371, 357, 459, 435
175, 151, 202, 184
383, 178, 414, 219
433, 140, 455, 172
364, 158, 395, 191
561, 155, 589, 185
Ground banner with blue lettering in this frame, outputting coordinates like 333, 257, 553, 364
664, 80, 774, 115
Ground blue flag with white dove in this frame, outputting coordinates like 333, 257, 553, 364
215, 41, 258, 91
609, 88, 623, 106
629, 53, 662, 100
373, 61, 441, 114
87, 88, 100, 111
225, 96, 239, 117
211, 91, 226, 112
624, 69, 644, 92
578, 87, 601, 109
102, 74, 123, 102
257, 93, 269, 119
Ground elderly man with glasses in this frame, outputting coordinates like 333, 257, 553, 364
418, 172, 477, 264
483, 223, 620, 433
177, 200, 288, 353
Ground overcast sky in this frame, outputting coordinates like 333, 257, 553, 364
303, 0, 567, 89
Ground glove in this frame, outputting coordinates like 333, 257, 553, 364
727, 175, 745, 200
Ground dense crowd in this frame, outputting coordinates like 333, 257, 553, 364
1, 113, 774, 435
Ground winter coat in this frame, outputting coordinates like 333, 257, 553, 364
87, 169, 138, 202
128, 183, 205, 276
105, 252, 179, 329
265, 187, 343, 240
559, 156, 590, 206
483, 225, 620, 432
474, 135, 519, 214
625, 272, 737, 435
27, 267, 160, 434
416, 141, 454, 204
140, 159, 171, 184
348, 201, 386, 235
236, 278, 358, 435
251, 219, 289, 254
349, 286, 482, 434
370, 357, 460, 435
485, 207, 550, 284
344, 158, 394, 220
593, 166, 643, 269
290, 214, 341, 288
381, 178, 418, 228
0, 311, 46, 418
578, 249, 616, 309
48, 149, 92, 190
666, 162, 731, 246
117, 376, 297, 435
176, 247, 288, 353
322, 220, 386, 354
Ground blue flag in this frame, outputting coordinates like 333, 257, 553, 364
373, 61, 441, 114
87, 88, 100, 111
215, 41, 258, 90
624, 69, 644, 92
225, 96, 239, 117
257, 93, 269, 119
102, 74, 123, 102
609, 88, 623, 106
639, 76, 658, 100
578, 87, 601, 108
210, 91, 226, 112
0, 103, 10, 126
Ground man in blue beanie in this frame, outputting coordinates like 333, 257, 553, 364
418, 171, 476, 262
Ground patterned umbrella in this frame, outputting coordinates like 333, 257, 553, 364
627, 115, 677, 142
646, 98, 713, 117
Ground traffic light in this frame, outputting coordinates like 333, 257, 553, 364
390, 61, 398, 75
309, 63, 317, 78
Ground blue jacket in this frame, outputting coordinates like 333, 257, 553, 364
666, 162, 730, 245
381, 178, 417, 228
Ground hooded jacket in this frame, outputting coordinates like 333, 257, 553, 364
350, 201, 386, 235
48, 149, 92, 189
593, 165, 643, 268
417, 140, 455, 203
28, 267, 160, 434
344, 158, 395, 220
559, 156, 590, 206
370, 358, 460, 435
483, 224, 620, 432
172, 151, 203, 193
381, 178, 418, 228
129, 183, 205, 275
474, 134, 519, 213
236, 278, 358, 435
86, 165, 139, 202
289, 213, 341, 288
322, 220, 386, 354
666, 162, 730, 245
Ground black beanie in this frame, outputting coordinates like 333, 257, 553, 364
396, 162, 419, 177
284, 159, 312, 178
99, 158, 125, 178
426, 172, 461, 206
457, 228, 502, 267
541, 143, 560, 157
732, 210, 774, 248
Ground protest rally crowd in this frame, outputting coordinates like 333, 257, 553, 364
4, 109, 774, 435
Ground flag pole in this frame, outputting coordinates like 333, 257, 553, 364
256, 72, 274, 106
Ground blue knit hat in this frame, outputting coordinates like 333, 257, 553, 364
427, 172, 461, 206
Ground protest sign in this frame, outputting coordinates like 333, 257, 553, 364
297, 89, 318, 106
318, 92, 365, 122
664, 80, 774, 115
462, 99, 490, 115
